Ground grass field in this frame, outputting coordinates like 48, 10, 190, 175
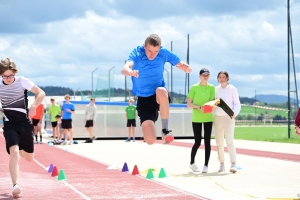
234, 126, 300, 144
239, 105, 289, 118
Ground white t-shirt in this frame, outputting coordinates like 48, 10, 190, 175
214, 84, 241, 117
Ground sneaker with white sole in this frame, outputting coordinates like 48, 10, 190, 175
92, 136, 97, 140
202, 166, 208, 173
189, 163, 200, 172
12, 183, 21, 198
218, 164, 225, 172
61, 140, 68, 145
68, 140, 73, 145
162, 129, 174, 144
230, 164, 237, 173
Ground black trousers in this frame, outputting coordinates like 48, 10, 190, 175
190, 122, 213, 166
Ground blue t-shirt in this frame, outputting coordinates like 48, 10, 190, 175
128, 46, 180, 97
61, 103, 75, 120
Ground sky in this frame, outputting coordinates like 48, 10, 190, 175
0, 0, 300, 98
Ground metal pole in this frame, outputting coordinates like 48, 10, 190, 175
125, 60, 127, 102
187, 34, 190, 92
164, 68, 169, 90
255, 90, 256, 125
91, 68, 98, 97
170, 41, 173, 102
287, 0, 291, 138
108, 66, 115, 102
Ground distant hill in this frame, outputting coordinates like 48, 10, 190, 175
254, 94, 297, 104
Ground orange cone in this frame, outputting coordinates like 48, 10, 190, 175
132, 165, 140, 175
51, 166, 59, 177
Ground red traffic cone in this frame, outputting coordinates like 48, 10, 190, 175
132, 165, 140, 175
51, 166, 59, 177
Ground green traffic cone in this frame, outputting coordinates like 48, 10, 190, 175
57, 169, 67, 181
146, 168, 155, 179
158, 168, 167, 178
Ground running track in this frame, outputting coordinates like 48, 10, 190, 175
0, 133, 207, 200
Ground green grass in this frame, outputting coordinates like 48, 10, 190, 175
234, 126, 300, 144
239, 106, 288, 118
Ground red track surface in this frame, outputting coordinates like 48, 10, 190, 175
163, 141, 300, 162
0, 134, 207, 200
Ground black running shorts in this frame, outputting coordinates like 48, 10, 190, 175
137, 93, 171, 125
32, 119, 40, 126
61, 119, 72, 129
3, 120, 34, 154
85, 120, 93, 128
51, 121, 58, 128
127, 119, 136, 127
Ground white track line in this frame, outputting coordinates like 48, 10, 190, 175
0, 133, 90, 200
33, 158, 91, 200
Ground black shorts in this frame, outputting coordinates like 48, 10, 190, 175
61, 119, 72, 129
127, 119, 136, 127
137, 93, 171, 124
32, 119, 40, 126
51, 121, 58, 128
85, 120, 93, 128
3, 120, 34, 154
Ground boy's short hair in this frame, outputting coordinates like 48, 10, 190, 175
55, 114, 61, 118
64, 94, 71, 99
144, 34, 161, 47
90, 98, 95, 101
129, 98, 135, 103
50, 98, 55, 101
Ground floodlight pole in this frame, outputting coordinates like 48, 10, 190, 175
91, 68, 98, 97
108, 66, 115, 102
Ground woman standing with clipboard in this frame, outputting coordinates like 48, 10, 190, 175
214, 71, 241, 173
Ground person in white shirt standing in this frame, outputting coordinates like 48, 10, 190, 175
84, 98, 97, 143
214, 71, 241, 173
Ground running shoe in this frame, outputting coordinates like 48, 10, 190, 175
12, 183, 21, 198
218, 164, 225, 172
92, 136, 97, 140
230, 164, 237, 173
162, 129, 174, 144
125, 138, 131, 142
189, 163, 200, 172
202, 166, 208, 173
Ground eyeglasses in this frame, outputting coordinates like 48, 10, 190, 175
2, 74, 15, 79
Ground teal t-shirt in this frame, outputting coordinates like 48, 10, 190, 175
187, 83, 215, 122
125, 105, 136, 119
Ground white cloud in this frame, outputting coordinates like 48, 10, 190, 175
0, 1, 298, 99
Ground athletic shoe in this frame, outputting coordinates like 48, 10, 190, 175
189, 163, 200, 172
92, 136, 97, 140
218, 164, 225, 172
132, 139, 135, 142
35, 140, 39, 144
84, 139, 93, 143
68, 140, 73, 145
230, 164, 237, 173
162, 129, 174, 144
202, 166, 208, 173
61, 140, 68, 145
12, 183, 21, 198
39, 140, 43, 144
125, 138, 131, 142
